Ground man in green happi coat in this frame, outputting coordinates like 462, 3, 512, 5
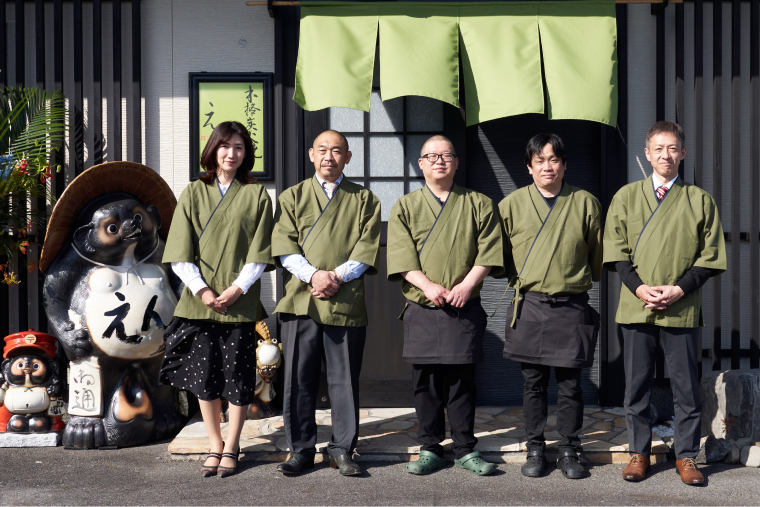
387, 135, 504, 476
499, 133, 601, 480
271, 130, 381, 476
604, 121, 726, 485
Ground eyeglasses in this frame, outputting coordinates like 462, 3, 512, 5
421, 153, 456, 163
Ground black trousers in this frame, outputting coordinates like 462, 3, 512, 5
280, 314, 366, 458
622, 324, 701, 458
521, 363, 584, 453
412, 363, 477, 460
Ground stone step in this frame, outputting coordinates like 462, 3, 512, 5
168, 406, 671, 465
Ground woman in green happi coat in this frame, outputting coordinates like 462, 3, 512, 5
159, 121, 275, 478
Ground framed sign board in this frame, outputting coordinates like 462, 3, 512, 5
189, 72, 274, 182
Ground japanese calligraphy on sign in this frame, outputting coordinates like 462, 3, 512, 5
191, 73, 273, 181
68, 357, 103, 417
198, 81, 266, 173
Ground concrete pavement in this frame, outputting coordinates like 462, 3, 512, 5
1, 442, 759, 505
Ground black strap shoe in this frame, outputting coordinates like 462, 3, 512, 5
276, 453, 315, 475
557, 450, 587, 479
328, 453, 362, 476
521, 449, 546, 478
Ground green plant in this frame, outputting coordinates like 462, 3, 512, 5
0, 87, 67, 284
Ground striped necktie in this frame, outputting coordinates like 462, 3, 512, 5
656, 185, 668, 202
323, 181, 338, 199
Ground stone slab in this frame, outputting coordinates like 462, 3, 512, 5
167, 406, 671, 464
474, 437, 523, 452
379, 420, 415, 431
474, 407, 506, 415
367, 408, 416, 418
740, 445, 760, 467
701, 369, 760, 441
0, 432, 62, 447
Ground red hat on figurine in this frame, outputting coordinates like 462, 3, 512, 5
3, 329, 57, 359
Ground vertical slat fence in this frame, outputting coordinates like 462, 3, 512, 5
0, 0, 142, 337
730, 0, 741, 370
711, 0, 723, 371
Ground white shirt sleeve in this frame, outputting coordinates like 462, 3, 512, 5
280, 253, 319, 284
171, 262, 208, 296
334, 261, 370, 283
232, 263, 267, 294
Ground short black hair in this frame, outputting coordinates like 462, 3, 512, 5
524, 133, 567, 167
646, 121, 685, 148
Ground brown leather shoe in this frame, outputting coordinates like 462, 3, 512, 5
622, 453, 650, 482
675, 458, 704, 485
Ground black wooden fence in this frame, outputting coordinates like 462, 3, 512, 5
0, 0, 142, 339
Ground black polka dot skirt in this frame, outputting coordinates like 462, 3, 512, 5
159, 317, 259, 406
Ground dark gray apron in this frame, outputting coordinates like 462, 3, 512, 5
403, 298, 487, 365
504, 290, 599, 368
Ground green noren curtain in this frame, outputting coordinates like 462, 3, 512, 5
459, 3, 544, 126
293, 4, 379, 111
294, 1, 617, 127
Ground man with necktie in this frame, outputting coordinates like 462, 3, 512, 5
271, 130, 381, 476
603, 121, 726, 485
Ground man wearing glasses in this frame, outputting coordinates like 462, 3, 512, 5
387, 135, 504, 476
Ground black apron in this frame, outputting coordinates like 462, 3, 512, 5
504, 291, 599, 368
402, 298, 487, 365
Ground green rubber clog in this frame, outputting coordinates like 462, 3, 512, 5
406, 450, 447, 475
454, 451, 497, 476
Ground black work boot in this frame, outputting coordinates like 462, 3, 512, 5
521, 448, 546, 478
556, 450, 587, 479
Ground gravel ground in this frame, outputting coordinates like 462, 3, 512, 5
1, 442, 759, 506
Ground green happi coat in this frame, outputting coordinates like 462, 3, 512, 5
387, 184, 505, 307
499, 183, 602, 298
271, 177, 381, 327
162, 179, 275, 323
603, 175, 726, 328
499, 183, 602, 367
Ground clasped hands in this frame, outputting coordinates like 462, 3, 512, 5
422, 280, 473, 309
310, 270, 342, 299
635, 284, 684, 310
198, 285, 243, 314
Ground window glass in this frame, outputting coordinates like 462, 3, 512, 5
369, 181, 404, 221
406, 135, 428, 178
370, 91, 403, 132
327, 83, 444, 222
329, 107, 363, 132
343, 136, 364, 177
369, 136, 404, 177
408, 180, 425, 193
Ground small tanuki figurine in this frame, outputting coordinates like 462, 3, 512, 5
0, 330, 65, 434
39, 161, 184, 448
249, 321, 282, 418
